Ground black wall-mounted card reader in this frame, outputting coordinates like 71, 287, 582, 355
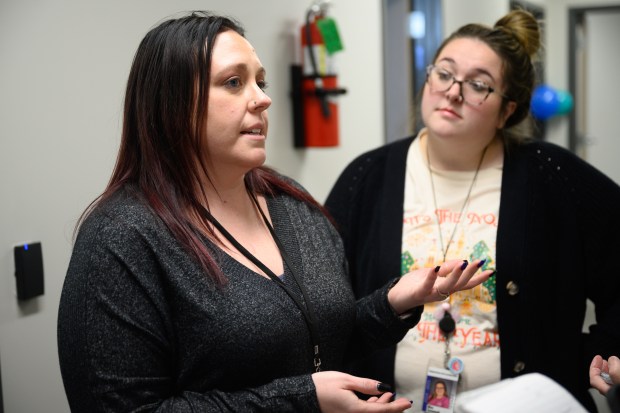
14, 242, 44, 300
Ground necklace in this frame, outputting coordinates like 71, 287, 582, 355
426, 140, 489, 262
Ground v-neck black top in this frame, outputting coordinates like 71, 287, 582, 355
58, 182, 420, 412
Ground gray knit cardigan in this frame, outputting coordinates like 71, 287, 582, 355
58, 184, 420, 412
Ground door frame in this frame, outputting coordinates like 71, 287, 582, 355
568, 5, 620, 152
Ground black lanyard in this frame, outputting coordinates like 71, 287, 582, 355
200, 194, 322, 372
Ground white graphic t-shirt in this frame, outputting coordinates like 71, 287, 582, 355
395, 135, 502, 412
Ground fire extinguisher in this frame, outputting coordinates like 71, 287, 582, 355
291, 1, 346, 148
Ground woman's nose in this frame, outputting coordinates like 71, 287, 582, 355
446, 81, 464, 103
251, 90, 271, 111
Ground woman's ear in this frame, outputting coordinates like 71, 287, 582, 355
497, 100, 517, 129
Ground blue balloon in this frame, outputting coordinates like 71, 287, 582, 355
531, 84, 560, 120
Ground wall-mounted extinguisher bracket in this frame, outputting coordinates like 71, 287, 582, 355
290, 1, 347, 148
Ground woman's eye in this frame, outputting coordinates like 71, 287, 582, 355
468, 80, 489, 93
225, 78, 242, 89
257, 80, 269, 91
437, 71, 452, 81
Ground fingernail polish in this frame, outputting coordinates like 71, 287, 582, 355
477, 259, 486, 268
434, 265, 441, 273
377, 382, 393, 392
460, 260, 468, 270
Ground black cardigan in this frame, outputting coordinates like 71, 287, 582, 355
325, 136, 620, 412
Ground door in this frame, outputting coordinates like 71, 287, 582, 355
572, 7, 620, 185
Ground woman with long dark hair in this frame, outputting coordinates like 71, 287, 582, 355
57, 11, 490, 412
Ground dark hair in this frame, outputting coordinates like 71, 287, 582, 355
432, 9, 542, 142
78, 11, 326, 285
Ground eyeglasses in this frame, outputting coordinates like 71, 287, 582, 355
425, 65, 507, 106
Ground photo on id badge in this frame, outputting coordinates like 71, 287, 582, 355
423, 367, 458, 412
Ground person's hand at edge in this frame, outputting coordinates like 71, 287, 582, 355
591, 354, 620, 395
388, 259, 493, 315
312, 371, 412, 412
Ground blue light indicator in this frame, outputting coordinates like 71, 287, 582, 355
409, 11, 426, 40
24, 244, 29, 251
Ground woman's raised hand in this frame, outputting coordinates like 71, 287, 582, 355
387, 259, 493, 315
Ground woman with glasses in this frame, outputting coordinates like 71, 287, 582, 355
325, 9, 620, 412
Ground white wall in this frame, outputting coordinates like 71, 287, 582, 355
0, 1, 384, 412
442, 0, 509, 35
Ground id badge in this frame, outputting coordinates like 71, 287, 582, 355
423, 367, 459, 413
